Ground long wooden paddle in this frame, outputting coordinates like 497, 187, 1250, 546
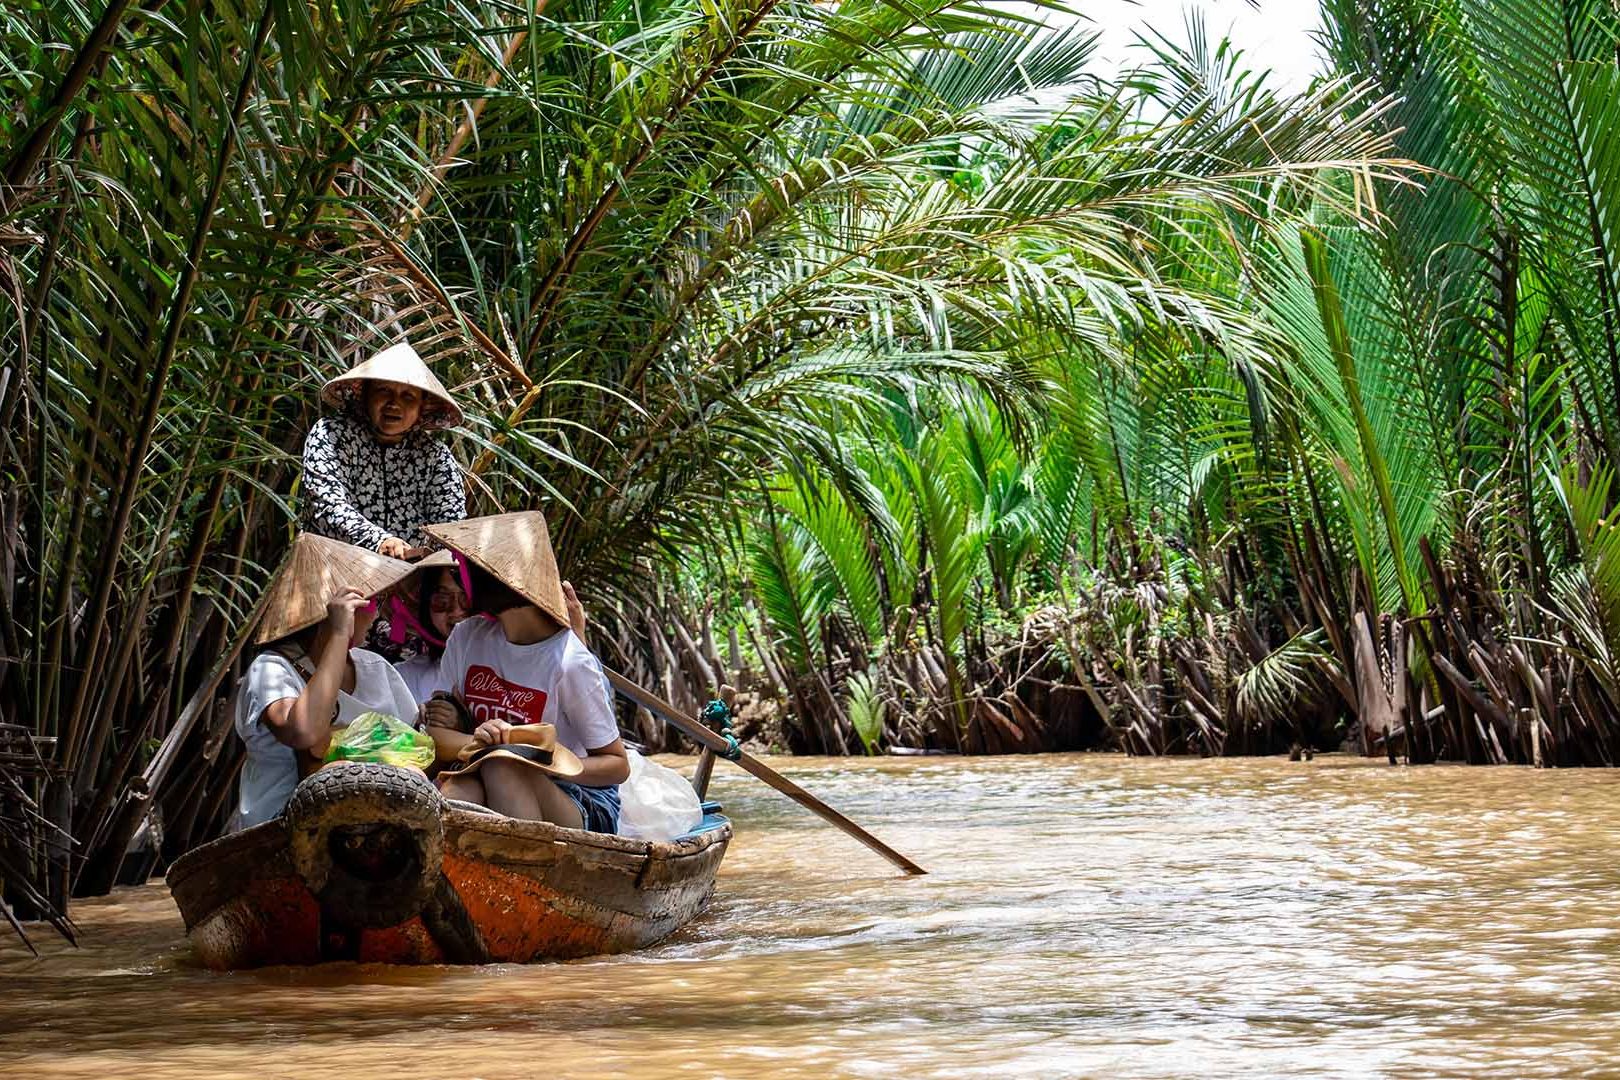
603, 669, 927, 876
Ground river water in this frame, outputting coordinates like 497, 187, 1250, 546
3, 754, 1619, 1078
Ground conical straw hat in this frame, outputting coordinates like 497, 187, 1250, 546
424, 512, 569, 627
256, 534, 418, 644
410, 547, 458, 572
320, 341, 464, 430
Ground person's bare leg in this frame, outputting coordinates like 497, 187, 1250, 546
480, 760, 582, 828
526, 774, 584, 829
479, 759, 543, 820
438, 774, 485, 806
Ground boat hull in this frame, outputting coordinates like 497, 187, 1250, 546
168, 800, 731, 969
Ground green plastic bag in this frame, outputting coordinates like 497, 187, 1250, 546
324, 712, 436, 769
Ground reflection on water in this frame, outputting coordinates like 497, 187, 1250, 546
3, 755, 1620, 1078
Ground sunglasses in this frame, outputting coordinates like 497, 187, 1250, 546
429, 589, 467, 613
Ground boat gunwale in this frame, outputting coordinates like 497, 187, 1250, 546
443, 807, 730, 863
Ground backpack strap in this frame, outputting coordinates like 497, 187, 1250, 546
266, 644, 339, 726
272, 642, 319, 681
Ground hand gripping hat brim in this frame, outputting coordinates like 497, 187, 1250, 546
423, 511, 569, 628
320, 341, 464, 430
255, 534, 417, 644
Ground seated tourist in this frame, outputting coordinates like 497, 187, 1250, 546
230, 534, 418, 831
393, 553, 586, 706
390, 551, 470, 703
418, 512, 628, 833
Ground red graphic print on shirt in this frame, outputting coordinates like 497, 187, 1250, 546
463, 664, 547, 726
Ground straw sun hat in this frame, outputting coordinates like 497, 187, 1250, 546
423, 511, 570, 628
256, 533, 417, 645
437, 723, 584, 782
320, 341, 464, 431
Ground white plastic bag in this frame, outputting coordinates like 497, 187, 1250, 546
617, 748, 703, 841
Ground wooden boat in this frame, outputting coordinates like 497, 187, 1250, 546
167, 762, 731, 969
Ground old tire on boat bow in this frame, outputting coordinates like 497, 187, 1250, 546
285, 762, 444, 929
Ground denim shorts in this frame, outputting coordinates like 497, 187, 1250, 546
551, 779, 620, 835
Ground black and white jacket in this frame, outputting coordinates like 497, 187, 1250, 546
301, 414, 465, 550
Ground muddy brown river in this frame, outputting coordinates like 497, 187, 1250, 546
2, 755, 1618, 1078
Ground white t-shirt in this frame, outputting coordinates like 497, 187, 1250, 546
394, 654, 442, 705
231, 648, 418, 831
438, 618, 620, 757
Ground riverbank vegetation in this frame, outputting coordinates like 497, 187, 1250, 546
623, 0, 1620, 770
3, 0, 1619, 933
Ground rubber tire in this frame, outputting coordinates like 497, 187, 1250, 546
284, 762, 445, 930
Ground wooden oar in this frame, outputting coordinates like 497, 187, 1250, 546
603, 669, 927, 876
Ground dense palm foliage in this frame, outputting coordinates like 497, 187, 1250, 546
679, 0, 1620, 768
18, 0, 1618, 936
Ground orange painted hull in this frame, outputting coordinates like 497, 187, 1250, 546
168, 807, 730, 969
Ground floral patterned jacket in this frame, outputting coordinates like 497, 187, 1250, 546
301, 414, 465, 550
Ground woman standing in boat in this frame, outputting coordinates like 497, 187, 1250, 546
419, 511, 629, 833
231, 534, 419, 832
302, 340, 466, 559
